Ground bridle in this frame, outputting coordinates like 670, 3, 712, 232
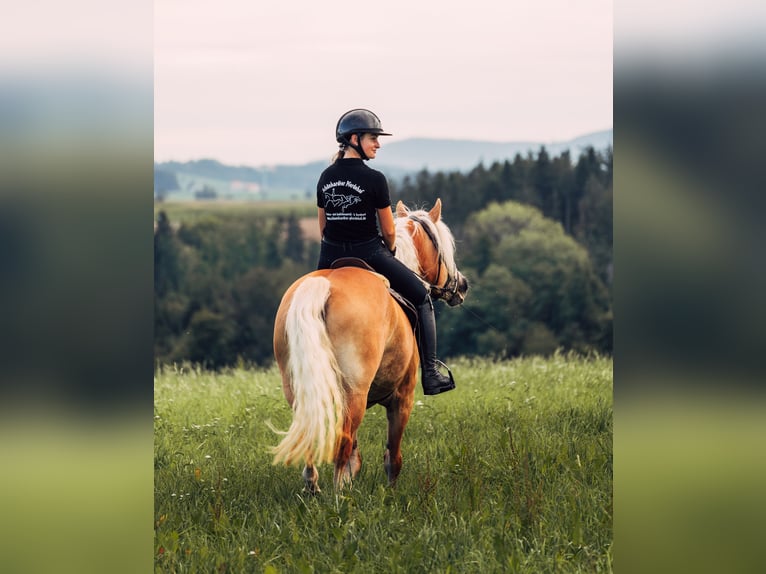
408, 214, 461, 302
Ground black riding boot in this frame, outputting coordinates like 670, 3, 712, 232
416, 297, 455, 395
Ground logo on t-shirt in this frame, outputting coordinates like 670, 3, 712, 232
321, 180, 366, 212
324, 190, 362, 211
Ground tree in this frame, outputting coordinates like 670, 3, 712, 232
460, 201, 612, 356
552, 150, 575, 233
194, 185, 218, 200
284, 214, 305, 263
264, 219, 283, 269
154, 169, 179, 201
574, 171, 613, 286
231, 262, 306, 365
176, 308, 237, 369
438, 263, 533, 358
154, 211, 181, 297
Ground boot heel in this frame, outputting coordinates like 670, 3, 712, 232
434, 360, 455, 386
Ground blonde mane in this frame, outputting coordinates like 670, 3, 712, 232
394, 208, 457, 282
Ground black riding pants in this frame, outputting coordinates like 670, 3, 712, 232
317, 236, 428, 306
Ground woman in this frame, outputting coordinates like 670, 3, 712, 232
316, 108, 454, 395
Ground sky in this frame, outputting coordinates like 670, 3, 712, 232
155, 1, 613, 166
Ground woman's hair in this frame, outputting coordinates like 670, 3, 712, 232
331, 132, 361, 163
330, 145, 346, 164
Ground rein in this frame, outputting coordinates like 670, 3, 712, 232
407, 214, 460, 301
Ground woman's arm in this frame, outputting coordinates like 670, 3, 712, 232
377, 207, 396, 252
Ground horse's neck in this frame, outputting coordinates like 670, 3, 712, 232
394, 225, 421, 274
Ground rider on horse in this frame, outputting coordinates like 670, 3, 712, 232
315, 109, 455, 396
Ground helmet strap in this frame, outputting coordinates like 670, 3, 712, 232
347, 133, 369, 160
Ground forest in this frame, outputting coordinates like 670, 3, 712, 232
154, 145, 612, 368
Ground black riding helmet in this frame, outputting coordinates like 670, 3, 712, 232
335, 109, 392, 160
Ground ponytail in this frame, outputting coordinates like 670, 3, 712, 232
330, 144, 347, 164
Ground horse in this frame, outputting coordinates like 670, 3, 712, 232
271, 198, 469, 493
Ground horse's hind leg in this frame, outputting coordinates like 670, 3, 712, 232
333, 392, 367, 490
384, 393, 415, 486
348, 438, 362, 479
302, 463, 320, 495
333, 432, 353, 489
383, 417, 405, 486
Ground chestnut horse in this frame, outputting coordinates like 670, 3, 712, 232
271, 199, 468, 493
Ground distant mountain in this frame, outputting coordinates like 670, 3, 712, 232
376, 129, 613, 172
154, 130, 612, 200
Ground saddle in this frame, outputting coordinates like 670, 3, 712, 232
330, 257, 418, 328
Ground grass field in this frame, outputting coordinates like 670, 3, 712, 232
154, 354, 612, 573
154, 200, 316, 225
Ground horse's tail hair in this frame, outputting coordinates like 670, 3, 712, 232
271, 276, 345, 467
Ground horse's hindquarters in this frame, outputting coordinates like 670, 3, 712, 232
322, 267, 416, 393
272, 267, 419, 489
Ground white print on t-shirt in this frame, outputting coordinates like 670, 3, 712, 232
321, 180, 366, 195
324, 190, 362, 211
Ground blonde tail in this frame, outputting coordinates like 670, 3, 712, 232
272, 276, 345, 467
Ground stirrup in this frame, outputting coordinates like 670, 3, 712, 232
422, 360, 456, 395
435, 360, 455, 387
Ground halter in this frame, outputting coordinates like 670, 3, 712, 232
408, 214, 461, 302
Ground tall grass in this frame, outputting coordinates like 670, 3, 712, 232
154, 354, 612, 573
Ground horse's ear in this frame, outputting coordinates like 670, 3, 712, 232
395, 200, 409, 217
428, 198, 442, 223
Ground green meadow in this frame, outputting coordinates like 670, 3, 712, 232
154, 354, 612, 573
154, 200, 316, 224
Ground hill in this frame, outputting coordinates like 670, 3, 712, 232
154, 129, 612, 201
377, 129, 612, 172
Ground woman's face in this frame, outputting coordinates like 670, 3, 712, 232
357, 133, 380, 159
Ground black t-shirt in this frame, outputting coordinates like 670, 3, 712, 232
316, 158, 392, 242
